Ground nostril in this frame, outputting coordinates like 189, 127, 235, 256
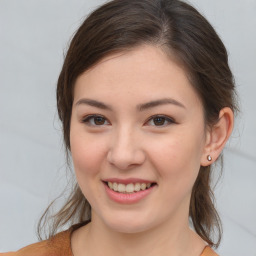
107, 149, 146, 170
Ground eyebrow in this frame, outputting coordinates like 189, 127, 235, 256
75, 98, 186, 111
137, 98, 186, 111
75, 98, 113, 110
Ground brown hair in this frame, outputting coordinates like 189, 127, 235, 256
38, 0, 237, 248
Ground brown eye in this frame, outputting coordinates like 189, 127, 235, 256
146, 115, 175, 127
153, 117, 166, 126
94, 116, 105, 125
82, 115, 110, 126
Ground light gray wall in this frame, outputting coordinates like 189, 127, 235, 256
0, 1, 255, 255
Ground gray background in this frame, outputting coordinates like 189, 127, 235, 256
0, 0, 255, 254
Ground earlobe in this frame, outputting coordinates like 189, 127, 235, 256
201, 107, 234, 166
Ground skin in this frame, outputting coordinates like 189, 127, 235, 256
69, 45, 233, 256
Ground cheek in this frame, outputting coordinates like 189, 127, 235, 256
148, 130, 204, 182
70, 132, 110, 203
70, 132, 107, 177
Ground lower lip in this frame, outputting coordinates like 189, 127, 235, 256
104, 183, 155, 204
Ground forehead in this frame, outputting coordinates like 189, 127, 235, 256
74, 45, 202, 111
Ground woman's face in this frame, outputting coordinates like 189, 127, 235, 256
70, 45, 209, 233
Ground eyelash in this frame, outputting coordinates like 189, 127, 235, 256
145, 115, 175, 127
81, 114, 175, 127
82, 115, 110, 126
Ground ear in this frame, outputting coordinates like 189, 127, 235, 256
201, 107, 234, 166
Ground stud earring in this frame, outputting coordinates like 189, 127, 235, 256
207, 155, 212, 161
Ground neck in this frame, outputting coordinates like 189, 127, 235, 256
72, 213, 205, 256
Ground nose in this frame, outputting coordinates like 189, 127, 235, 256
107, 127, 146, 170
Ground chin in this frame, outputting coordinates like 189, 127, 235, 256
100, 212, 156, 234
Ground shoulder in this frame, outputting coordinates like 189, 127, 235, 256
201, 246, 219, 256
0, 229, 72, 256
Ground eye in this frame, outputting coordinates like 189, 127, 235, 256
145, 115, 175, 127
82, 115, 110, 126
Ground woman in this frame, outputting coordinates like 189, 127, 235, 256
1, 0, 237, 255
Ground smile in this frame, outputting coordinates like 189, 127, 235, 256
107, 182, 155, 193
103, 179, 157, 204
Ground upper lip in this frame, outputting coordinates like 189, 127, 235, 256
102, 178, 156, 185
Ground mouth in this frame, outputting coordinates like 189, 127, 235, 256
103, 181, 157, 194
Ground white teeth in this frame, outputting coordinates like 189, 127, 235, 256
107, 182, 153, 193
117, 183, 126, 193
134, 183, 141, 192
108, 182, 113, 189
126, 183, 134, 193
113, 182, 118, 191
141, 183, 146, 190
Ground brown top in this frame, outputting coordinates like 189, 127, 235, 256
0, 230, 72, 256
1, 227, 218, 256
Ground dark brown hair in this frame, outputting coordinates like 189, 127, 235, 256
38, 0, 237, 248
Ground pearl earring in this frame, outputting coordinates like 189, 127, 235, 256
207, 155, 212, 161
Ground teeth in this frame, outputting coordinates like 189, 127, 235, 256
134, 183, 141, 192
108, 182, 113, 189
107, 182, 153, 193
126, 183, 134, 193
113, 182, 118, 191
141, 183, 146, 190
117, 183, 126, 193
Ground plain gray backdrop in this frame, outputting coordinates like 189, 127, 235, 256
0, 0, 256, 255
